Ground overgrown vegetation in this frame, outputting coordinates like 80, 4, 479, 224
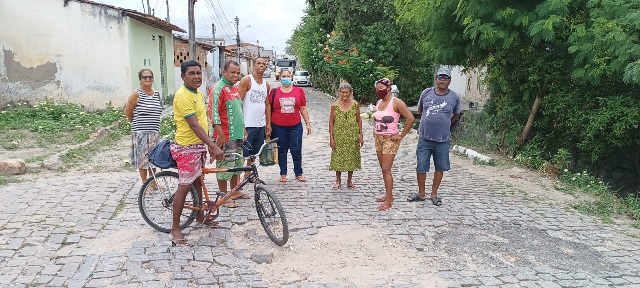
287, 0, 432, 105
393, 0, 640, 191
455, 112, 640, 226
0, 99, 129, 150
561, 171, 640, 227
0, 99, 130, 167
160, 115, 176, 141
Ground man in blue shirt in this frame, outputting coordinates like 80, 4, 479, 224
408, 67, 462, 206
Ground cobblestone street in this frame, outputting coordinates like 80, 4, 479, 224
1, 87, 640, 287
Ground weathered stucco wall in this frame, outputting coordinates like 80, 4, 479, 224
128, 19, 175, 103
0, 0, 131, 109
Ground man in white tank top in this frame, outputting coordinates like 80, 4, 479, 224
238, 56, 271, 180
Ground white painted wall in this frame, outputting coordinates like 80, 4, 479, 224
240, 58, 249, 75
449, 65, 467, 100
0, 0, 131, 109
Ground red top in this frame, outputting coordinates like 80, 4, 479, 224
270, 87, 307, 126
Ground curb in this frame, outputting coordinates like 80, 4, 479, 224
451, 144, 492, 162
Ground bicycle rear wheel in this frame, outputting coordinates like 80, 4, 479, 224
254, 184, 289, 246
138, 171, 198, 233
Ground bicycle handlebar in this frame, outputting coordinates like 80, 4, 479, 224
223, 137, 279, 161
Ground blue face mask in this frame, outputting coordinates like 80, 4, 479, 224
281, 78, 292, 86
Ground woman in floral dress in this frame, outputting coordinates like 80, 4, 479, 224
329, 82, 364, 189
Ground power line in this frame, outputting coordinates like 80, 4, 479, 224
212, 0, 236, 37
205, 0, 235, 39
203, 0, 228, 37
170, 0, 180, 23
200, 0, 235, 42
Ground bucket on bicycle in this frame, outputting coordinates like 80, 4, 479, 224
259, 138, 277, 166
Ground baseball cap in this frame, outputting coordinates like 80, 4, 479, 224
436, 66, 451, 78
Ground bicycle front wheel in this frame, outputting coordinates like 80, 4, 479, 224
254, 184, 289, 246
138, 171, 198, 233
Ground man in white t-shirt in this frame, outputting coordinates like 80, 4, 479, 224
237, 56, 270, 180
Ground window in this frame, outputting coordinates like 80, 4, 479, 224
276, 60, 293, 67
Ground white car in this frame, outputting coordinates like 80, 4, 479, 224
293, 70, 312, 87
263, 69, 272, 78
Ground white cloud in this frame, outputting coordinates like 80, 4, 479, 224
98, 0, 306, 54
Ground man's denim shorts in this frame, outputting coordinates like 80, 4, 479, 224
243, 126, 265, 157
416, 138, 450, 173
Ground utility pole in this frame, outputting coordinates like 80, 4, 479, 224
188, 0, 196, 61
235, 16, 240, 64
146, 0, 151, 15
165, 0, 170, 22
257, 40, 260, 57
211, 23, 216, 43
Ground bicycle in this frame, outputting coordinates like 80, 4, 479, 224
137, 138, 289, 246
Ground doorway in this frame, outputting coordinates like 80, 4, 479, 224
158, 35, 169, 104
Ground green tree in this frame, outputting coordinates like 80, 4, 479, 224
395, 0, 640, 191
289, 0, 432, 104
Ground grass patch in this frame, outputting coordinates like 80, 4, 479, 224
0, 175, 21, 186
559, 171, 640, 226
111, 200, 126, 219
472, 157, 497, 166
0, 99, 129, 150
25, 155, 48, 163
59, 124, 129, 165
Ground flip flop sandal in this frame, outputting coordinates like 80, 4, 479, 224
429, 197, 443, 206
295, 176, 306, 182
222, 200, 239, 208
375, 196, 386, 202
168, 235, 189, 246
237, 193, 252, 199
347, 183, 355, 190
196, 218, 219, 228
377, 204, 392, 211
333, 182, 341, 189
279, 175, 287, 182
407, 194, 427, 202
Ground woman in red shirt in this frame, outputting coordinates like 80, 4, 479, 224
266, 70, 312, 182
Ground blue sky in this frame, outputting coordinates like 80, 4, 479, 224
98, 0, 307, 55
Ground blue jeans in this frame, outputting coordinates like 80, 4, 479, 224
271, 122, 303, 176
416, 138, 450, 173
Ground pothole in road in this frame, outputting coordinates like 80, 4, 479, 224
233, 223, 446, 287
434, 224, 619, 275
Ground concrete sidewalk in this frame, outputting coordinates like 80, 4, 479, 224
0, 87, 639, 287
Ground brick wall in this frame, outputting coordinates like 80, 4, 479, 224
173, 39, 208, 67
